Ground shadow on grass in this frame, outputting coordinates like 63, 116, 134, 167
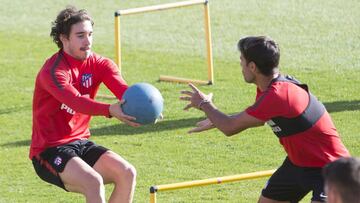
91, 116, 205, 136
0, 105, 30, 115
0, 117, 205, 148
324, 100, 360, 113
1, 139, 30, 148
2, 101, 357, 148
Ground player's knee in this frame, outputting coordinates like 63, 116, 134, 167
114, 164, 137, 184
83, 172, 105, 194
123, 164, 137, 183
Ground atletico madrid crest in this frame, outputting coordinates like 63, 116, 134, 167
82, 73, 93, 88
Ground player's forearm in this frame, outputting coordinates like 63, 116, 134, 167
103, 77, 128, 100
66, 95, 111, 116
48, 85, 111, 116
101, 62, 128, 100
200, 103, 244, 136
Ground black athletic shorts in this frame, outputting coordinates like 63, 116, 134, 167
31, 139, 108, 191
262, 157, 326, 202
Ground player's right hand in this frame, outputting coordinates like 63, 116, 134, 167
109, 101, 141, 127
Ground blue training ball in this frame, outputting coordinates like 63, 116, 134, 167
121, 83, 164, 125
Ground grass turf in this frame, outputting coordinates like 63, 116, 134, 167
0, 0, 359, 202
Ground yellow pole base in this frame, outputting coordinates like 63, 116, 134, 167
96, 94, 116, 99
159, 75, 212, 85
156, 169, 275, 192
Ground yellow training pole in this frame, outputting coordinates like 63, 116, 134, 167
203, 0, 214, 84
159, 75, 210, 85
158, 169, 275, 191
116, 0, 206, 16
114, 12, 121, 71
150, 192, 156, 203
149, 169, 275, 202
115, 0, 213, 85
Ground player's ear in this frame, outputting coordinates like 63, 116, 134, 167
59, 34, 69, 44
248, 61, 257, 73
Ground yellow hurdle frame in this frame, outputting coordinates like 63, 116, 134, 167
114, 0, 214, 85
149, 169, 275, 203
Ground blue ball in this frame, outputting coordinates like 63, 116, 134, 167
121, 83, 164, 125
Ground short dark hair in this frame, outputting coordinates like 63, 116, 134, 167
237, 36, 280, 76
323, 157, 360, 203
50, 6, 94, 49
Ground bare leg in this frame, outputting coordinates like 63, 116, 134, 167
59, 157, 105, 203
258, 195, 289, 203
93, 151, 136, 203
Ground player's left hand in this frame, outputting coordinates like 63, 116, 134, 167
180, 83, 213, 111
109, 101, 141, 127
188, 118, 215, 134
154, 113, 164, 124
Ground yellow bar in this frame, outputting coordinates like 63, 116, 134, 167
117, 0, 206, 16
96, 94, 116, 99
150, 192, 156, 203
114, 14, 121, 71
159, 75, 210, 85
203, 1, 214, 84
155, 169, 275, 192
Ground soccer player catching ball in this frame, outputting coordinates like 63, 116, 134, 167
181, 36, 350, 203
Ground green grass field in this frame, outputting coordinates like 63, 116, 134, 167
1, 0, 360, 202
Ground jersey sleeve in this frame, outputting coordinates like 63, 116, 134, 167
96, 57, 128, 100
39, 65, 111, 116
245, 87, 288, 121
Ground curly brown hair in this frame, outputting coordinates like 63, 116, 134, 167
50, 6, 94, 49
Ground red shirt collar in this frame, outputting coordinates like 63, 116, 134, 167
61, 50, 88, 68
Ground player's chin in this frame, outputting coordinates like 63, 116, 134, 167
79, 51, 91, 60
85, 50, 92, 57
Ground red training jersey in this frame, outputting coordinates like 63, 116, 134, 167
245, 80, 350, 167
30, 50, 128, 159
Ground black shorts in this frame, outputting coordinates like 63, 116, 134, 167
262, 157, 326, 202
32, 140, 108, 191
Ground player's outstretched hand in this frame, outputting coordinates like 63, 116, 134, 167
154, 113, 164, 124
188, 118, 215, 134
180, 83, 213, 111
109, 101, 141, 127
